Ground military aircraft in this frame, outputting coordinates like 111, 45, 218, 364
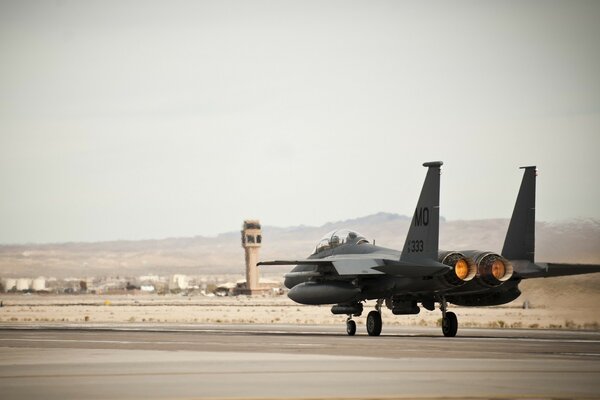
258, 162, 600, 337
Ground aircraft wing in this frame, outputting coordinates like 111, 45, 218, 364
374, 259, 451, 277
258, 255, 450, 278
257, 260, 332, 266
512, 261, 600, 279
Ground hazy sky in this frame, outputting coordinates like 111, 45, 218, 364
1, 0, 599, 244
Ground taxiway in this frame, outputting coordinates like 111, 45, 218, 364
0, 324, 599, 399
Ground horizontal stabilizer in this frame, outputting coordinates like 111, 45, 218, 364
514, 261, 600, 279
536, 262, 600, 278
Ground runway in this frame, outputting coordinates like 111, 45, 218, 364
1, 324, 599, 399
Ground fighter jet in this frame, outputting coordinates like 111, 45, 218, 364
258, 162, 600, 337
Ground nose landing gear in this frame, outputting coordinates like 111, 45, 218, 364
346, 318, 356, 336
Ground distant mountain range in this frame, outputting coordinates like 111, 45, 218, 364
1, 212, 599, 278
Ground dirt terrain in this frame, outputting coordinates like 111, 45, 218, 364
1, 275, 598, 331
1, 215, 598, 330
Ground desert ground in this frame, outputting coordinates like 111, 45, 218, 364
1, 274, 599, 330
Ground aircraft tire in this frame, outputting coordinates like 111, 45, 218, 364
346, 320, 356, 336
442, 311, 458, 337
366, 311, 382, 336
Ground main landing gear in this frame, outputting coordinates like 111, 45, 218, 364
366, 311, 382, 336
342, 298, 459, 337
366, 299, 383, 336
345, 299, 383, 336
440, 297, 458, 337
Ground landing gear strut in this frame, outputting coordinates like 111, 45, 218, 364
366, 299, 383, 336
440, 297, 458, 337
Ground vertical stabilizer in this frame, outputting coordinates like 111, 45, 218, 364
401, 161, 442, 263
502, 166, 536, 262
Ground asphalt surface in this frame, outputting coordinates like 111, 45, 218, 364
1, 324, 599, 399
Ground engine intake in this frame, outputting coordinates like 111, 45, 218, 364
439, 251, 477, 286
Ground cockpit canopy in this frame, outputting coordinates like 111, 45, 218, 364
314, 229, 369, 254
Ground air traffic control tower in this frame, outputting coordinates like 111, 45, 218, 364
240, 220, 264, 295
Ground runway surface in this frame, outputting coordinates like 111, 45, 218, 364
1, 324, 599, 399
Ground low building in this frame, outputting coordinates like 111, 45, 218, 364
169, 274, 189, 291
16, 278, 31, 291
2, 278, 16, 292
32, 277, 46, 291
